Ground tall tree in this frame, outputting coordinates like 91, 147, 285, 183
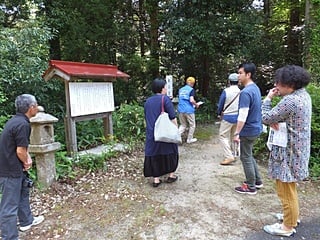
307, 0, 320, 80
286, 0, 303, 65
162, 0, 266, 98
42, 0, 61, 60
146, 0, 160, 78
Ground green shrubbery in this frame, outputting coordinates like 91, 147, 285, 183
112, 103, 146, 143
52, 103, 145, 182
306, 84, 320, 178
53, 150, 117, 183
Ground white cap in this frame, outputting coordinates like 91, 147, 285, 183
228, 73, 238, 82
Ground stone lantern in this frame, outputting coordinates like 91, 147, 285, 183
28, 106, 61, 188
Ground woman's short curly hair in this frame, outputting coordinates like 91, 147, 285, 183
274, 65, 310, 90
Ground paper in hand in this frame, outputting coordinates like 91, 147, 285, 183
267, 122, 288, 150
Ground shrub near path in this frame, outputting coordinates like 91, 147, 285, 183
20, 125, 320, 240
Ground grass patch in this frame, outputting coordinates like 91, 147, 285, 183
194, 124, 217, 141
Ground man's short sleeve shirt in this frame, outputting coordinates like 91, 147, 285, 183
0, 113, 31, 177
239, 83, 262, 136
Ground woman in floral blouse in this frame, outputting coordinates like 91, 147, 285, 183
261, 65, 311, 237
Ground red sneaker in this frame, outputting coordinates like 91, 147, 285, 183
235, 183, 257, 195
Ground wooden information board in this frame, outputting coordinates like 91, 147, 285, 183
69, 82, 114, 117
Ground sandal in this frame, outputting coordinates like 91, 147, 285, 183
153, 179, 162, 187
166, 176, 178, 183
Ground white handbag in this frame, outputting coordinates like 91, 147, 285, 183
154, 96, 182, 144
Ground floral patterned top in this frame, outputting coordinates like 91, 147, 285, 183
261, 88, 312, 182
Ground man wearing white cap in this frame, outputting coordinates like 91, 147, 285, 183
217, 73, 241, 165
178, 76, 200, 143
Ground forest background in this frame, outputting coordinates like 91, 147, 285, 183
0, 0, 320, 180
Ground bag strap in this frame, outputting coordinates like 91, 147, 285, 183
223, 91, 240, 112
161, 95, 164, 113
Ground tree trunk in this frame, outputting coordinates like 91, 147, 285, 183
138, 0, 146, 56
303, 0, 312, 68
148, 0, 160, 78
200, 56, 210, 97
286, 0, 302, 65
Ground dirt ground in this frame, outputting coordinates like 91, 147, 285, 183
19, 124, 320, 240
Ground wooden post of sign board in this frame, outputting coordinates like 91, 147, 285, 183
64, 117, 77, 155
64, 80, 78, 154
103, 113, 113, 139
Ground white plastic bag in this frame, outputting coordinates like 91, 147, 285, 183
154, 112, 182, 144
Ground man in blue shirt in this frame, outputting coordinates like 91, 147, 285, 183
178, 76, 200, 144
233, 63, 263, 195
217, 73, 240, 165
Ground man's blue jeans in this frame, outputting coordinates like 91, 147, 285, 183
240, 135, 262, 189
0, 176, 33, 240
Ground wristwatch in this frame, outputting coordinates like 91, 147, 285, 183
234, 132, 239, 136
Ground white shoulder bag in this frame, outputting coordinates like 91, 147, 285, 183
154, 95, 182, 144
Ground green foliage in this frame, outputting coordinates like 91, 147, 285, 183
0, 1, 44, 27
45, 0, 134, 64
195, 97, 215, 124
0, 88, 8, 131
54, 150, 118, 182
112, 103, 146, 143
73, 151, 115, 172
0, 20, 63, 117
161, 0, 274, 104
309, 0, 320, 81
307, 84, 320, 178
76, 120, 105, 151
254, 132, 269, 163
114, 54, 152, 105
55, 151, 77, 180
310, 157, 320, 179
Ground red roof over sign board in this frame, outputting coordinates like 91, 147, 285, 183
43, 60, 130, 81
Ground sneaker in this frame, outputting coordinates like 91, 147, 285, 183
244, 180, 263, 189
235, 183, 257, 195
263, 222, 296, 237
19, 215, 44, 232
274, 213, 301, 225
186, 138, 197, 144
255, 181, 263, 189
220, 158, 236, 165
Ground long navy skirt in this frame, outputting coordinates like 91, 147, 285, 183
144, 153, 179, 178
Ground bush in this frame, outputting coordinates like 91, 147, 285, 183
54, 150, 118, 182
307, 84, 320, 179
195, 97, 215, 124
76, 119, 105, 150
112, 103, 145, 143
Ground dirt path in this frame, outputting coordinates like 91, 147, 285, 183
20, 125, 320, 240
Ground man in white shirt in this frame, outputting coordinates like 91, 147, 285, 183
217, 73, 240, 165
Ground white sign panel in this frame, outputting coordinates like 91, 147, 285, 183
166, 75, 173, 98
69, 82, 114, 117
